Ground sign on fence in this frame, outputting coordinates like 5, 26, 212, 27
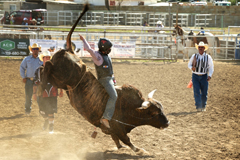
82, 41, 136, 58
0, 39, 29, 56
112, 42, 135, 58
29, 39, 136, 58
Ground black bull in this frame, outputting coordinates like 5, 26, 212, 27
41, 4, 169, 154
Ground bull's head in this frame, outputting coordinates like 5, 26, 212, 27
137, 90, 170, 129
42, 4, 89, 90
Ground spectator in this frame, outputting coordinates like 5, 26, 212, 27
143, 21, 149, 27
30, 18, 44, 31
30, 18, 37, 26
156, 21, 164, 28
155, 21, 164, 33
33, 51, 63, 133
10, 15, 15, 25
22, 17, 29, 30
20, 43, 43, 115
197, 27, 205, 35
48, 46, 55, 53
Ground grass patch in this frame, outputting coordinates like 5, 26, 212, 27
43, 25, 240, 34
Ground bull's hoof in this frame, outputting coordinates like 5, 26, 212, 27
117, 145, 128, 149
136, 148, 149, 155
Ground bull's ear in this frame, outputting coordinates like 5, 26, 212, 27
44, 61, 53, 75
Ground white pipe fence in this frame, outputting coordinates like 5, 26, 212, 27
39, 11, 238, 28
0, 25, 239, 60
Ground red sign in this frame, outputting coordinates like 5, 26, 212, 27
110, 0, 115, 6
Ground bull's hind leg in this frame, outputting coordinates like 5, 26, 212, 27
116, 134, 148, 155
111, 134, 128, 149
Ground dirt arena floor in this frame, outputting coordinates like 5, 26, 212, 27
0, 58, 239, 160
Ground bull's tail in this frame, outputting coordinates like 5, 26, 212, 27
66, 4, 89, 53
105, 0, 110, 11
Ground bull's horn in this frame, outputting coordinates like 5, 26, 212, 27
66, 4, 89, 53
148, 89, 157, 100
138, 101, 150, 109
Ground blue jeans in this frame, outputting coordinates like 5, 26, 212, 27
192, 73, 208, 109
98, 76, 118, 120
25, 79, 34, 112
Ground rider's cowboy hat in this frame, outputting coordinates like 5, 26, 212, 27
23, 17, 28, 21
195, 41, 208, 51
39, 51, 52, 61
157, 21, 162, 24
29, 43, 41, 51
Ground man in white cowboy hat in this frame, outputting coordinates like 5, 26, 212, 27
188, 41, 214, 112
30, 18, 37, 24
156, 21, 164, 28
20, 43, 43, 115
29, 19, 37, 29
155, 21, 164, 33
33, 51, 63, 133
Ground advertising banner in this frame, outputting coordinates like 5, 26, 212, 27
0, 39, 29, 56
28, 39, 136, 58
112, 42, 135, 58
81, 41, 135, 58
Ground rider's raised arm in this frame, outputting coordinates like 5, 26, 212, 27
79, 34, 103, 66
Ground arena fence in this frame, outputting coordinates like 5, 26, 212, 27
0, 25, 239, 60
40, 11, 238, 28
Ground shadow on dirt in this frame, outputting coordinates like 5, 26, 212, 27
212, 60, 240, 65
168, 111, 198, 117
0, 114, 24, 121
83, 151, 154, 160
0, 132, 40, 140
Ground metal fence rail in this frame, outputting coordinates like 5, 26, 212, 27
39, 11, 238, 28
0, 25, 239, 60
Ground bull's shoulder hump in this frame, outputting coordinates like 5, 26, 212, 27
119, 84, 143, 98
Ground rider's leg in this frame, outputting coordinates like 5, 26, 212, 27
98, 76, 118, 128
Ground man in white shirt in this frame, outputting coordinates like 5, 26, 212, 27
188, 41, 214, 112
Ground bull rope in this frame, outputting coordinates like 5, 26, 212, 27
112, 113, 160, 128
51, 70, 86, 92
112, 119, 136, 127
128, 113, 160, 120
64, 71, 86, 92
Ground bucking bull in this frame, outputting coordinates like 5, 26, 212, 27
41, 4, 169, 154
